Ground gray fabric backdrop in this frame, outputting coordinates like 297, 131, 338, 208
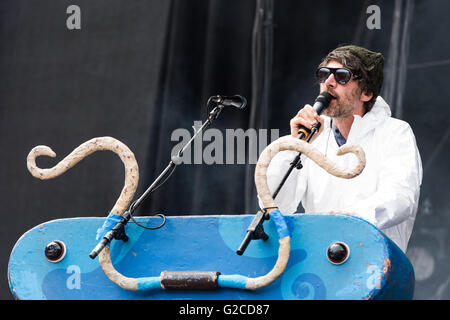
1, 0, 449, 299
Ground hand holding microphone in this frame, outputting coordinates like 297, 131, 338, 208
290, 92, 333, 140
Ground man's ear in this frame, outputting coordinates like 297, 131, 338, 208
360, 90, 373, 102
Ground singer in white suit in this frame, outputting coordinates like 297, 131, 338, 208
262, 45, 422, 253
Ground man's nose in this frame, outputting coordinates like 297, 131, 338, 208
324, 73, 337, 88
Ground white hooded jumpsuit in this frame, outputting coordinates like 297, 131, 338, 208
261, 96, 423, 253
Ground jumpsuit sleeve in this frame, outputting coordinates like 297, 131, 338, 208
345, 122, 423, 230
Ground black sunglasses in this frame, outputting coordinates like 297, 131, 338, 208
316, 67, 361, 85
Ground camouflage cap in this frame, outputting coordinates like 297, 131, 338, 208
330, 45, 384, 97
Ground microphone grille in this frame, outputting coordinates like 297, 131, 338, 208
316, 92, 333, 104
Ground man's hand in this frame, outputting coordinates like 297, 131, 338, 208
289, 104, 325, 139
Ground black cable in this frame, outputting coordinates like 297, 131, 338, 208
130, 212, 166, 230
126, 164, 176, 230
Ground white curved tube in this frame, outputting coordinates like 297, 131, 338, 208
27, 135, 366, 292
247, 135, 366, 289
27, 136, 140, 290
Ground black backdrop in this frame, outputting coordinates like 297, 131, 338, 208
1, 0, 449, 300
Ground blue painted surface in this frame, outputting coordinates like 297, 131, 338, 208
8, 214, 414, 300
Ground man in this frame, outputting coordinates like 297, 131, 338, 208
263, 45, 422, 253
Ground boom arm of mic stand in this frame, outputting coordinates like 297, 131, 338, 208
89, 104, 225, 259
236, 122, 321, 255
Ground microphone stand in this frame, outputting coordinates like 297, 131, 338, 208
89, 100, 229, 259
236, 122, 321, 255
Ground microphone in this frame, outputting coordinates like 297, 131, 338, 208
297, 91, 333, 139
209, 95, 247, 109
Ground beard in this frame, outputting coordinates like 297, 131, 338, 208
323, 86, 362, 118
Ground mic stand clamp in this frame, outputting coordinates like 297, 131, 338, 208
236, 209, 270, 255
110, 212, 130, 242
89, 211, 131, 259
291, 154, 303, 170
